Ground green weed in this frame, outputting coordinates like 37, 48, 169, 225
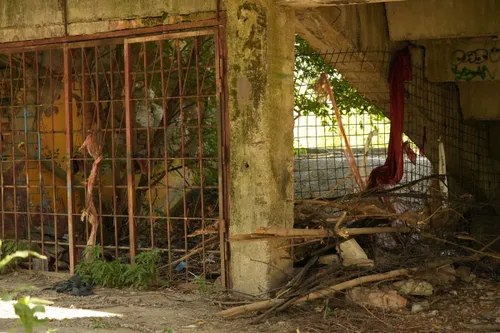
75, 247, 160, 289
0, 241, 34, 273
192, 276, 218, 295
0, 239, 51, 333
90, 317, 106, 329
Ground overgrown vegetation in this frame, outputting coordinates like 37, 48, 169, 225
0, 241, 34, 274
0, 239, 51, 333
294, 35, 385, 126
192, 276, 220, 295
75, 247, 160, 289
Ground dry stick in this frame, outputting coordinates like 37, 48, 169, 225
334, 211, 348, 232
311, 176, 352, 201
159, 236, 218, 269
299, 174, 447, 204
316, 73, 365, 191
480, 235, 500, 252
250, 259, 293, 279
230, 226, 412, 241
421, 233, 500, 261
311, 242, 338, 257
285, 256, 318, 289
229, 235, 326, 242
278, 238, 323, 249
254, 226, 412, 238
217, 268, 415, 318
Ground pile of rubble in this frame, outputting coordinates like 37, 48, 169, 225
216, 185, 495, 322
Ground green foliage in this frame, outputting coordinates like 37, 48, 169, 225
90, 318, 106, 329
192, 276, 218, 295
13, 296, 52, 333
0, 240, 51, 333
294, 35, 384, 126
293, 147, 308, 156
75, 247, 160, 289
0, 241, 34, 273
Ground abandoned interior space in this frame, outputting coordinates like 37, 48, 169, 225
1, 0, 500, 332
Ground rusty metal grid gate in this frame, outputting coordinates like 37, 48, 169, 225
0, 20, 229, 285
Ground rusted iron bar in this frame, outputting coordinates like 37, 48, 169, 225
109, 44, 119, 260
159, 39, 174, 280
175, 36, 190, 280
124, 42, 137, 262
193, 36, 207, 277
21, 52, 34, 270
216, 21, 229, 289
63, 47, 75, 274
49, 49, 58, 271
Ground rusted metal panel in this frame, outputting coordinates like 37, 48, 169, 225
0, 20, 228, 284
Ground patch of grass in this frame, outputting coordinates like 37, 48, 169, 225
75, 247, 161, 289
90, 318, 106, 329
192, 276, 219, 295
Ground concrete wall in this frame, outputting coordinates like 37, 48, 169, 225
423, 40, 500, 121
226, 0, 295, 295
0, 0, 217, 42
386, 0, 500, 41
458, 82, 500, 121
425, 41, 500, 83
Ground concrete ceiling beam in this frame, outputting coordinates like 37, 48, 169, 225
295, 5, 400, 109
386, 0, 500, 41
279, 0, 405, 8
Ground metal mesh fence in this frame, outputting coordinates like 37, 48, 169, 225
293, 41, 500, 213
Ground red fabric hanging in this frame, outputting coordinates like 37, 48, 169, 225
420, 126, 427, 156
403, 141, 417, 165
368, 48, 412, 189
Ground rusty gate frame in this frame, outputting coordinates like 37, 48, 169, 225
0, 18, 230, 287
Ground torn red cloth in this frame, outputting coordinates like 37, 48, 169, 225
420, 126, 427, 156
368, 48, 412, 189
403, 141, 417, 165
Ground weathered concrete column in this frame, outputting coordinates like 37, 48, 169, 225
225, 0, 295, 295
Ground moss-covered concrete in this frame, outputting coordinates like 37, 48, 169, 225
226, 0, 295, 295
0, 0, 217, 43
67, 0, 216, 23
0, 0, 63, 29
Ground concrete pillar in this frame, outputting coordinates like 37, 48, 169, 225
225, 0, 295, 295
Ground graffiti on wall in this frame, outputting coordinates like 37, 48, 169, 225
450, 47, 499, 81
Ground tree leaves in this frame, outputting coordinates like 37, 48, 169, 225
294, 36, 384, 126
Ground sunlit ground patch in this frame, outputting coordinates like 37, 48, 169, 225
0, 300, 121, 320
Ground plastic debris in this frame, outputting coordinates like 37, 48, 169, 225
175, 261, 186, 272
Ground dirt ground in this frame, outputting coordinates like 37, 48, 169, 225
2, 270, 500, 333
